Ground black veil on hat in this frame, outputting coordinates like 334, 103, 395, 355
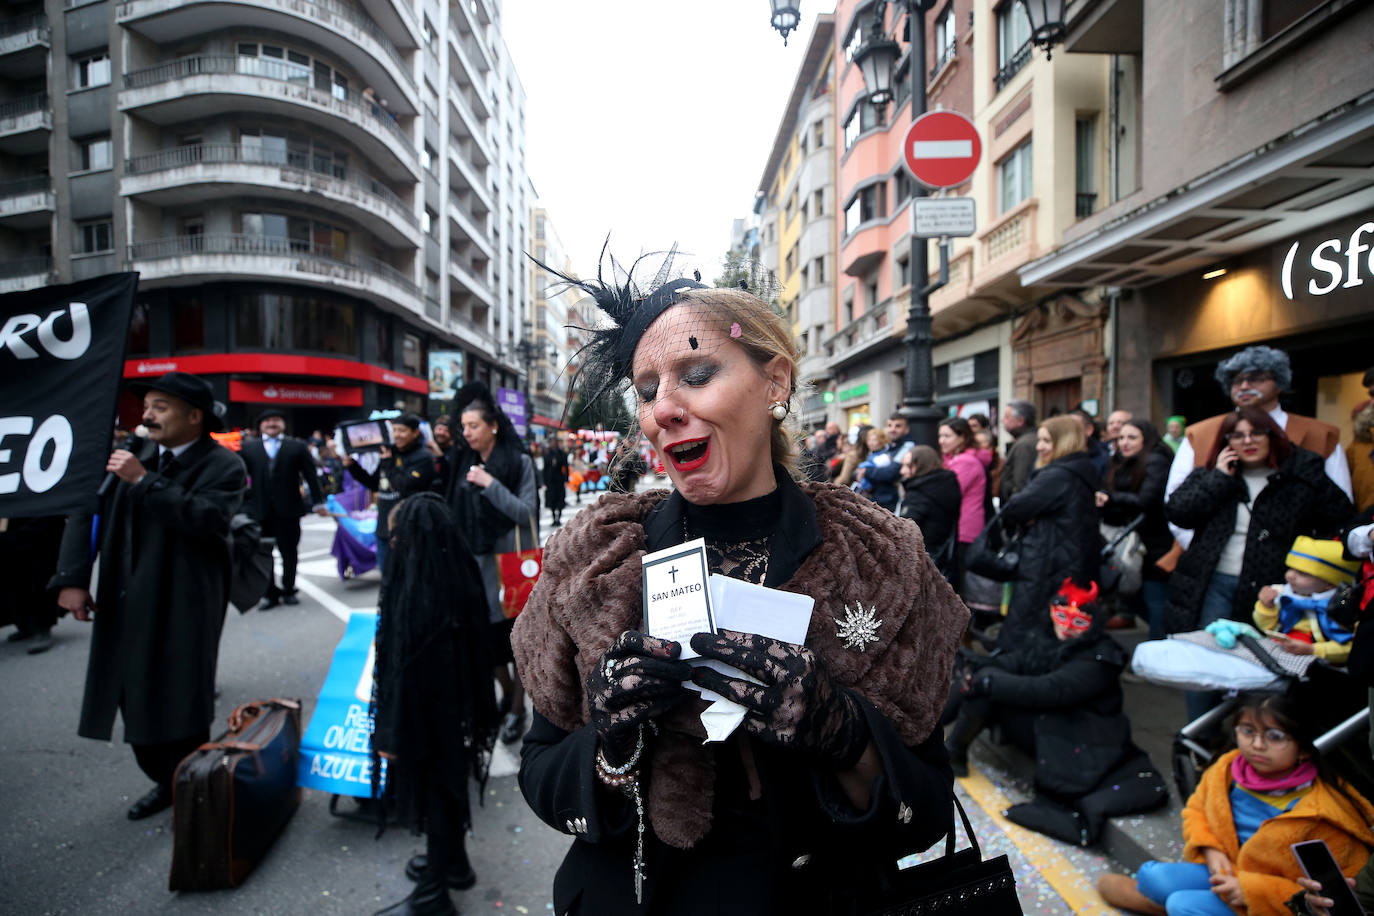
527, 240, 781, 414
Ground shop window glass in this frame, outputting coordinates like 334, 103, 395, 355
293, 298, 356, 355
127, 301, 151, 356
375, 316, 392, 364
401, 334, 422, 373
173, 297, 205, 351
997, 139, 1033, 213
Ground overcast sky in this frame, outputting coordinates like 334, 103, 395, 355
502, 0, 824, 283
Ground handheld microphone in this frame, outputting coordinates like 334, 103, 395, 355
97, 433, 144, 498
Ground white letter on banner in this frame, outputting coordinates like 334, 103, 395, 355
37, 303, 91, 360
0, 314, 41, 359
23, 415, 72, 493
0, 416, 35, 494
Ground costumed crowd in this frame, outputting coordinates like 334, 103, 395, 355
6, 252, 1374, 916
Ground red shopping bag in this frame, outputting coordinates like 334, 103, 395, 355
497, 520, 542, 619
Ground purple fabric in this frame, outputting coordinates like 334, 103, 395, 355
330, 475, 377, 578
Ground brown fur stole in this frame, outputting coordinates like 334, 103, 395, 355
510, 482, 969, 849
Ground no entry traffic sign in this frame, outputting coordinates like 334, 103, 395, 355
903, 110, 982, 189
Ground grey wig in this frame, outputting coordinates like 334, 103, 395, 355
1213, 345, 1292, 393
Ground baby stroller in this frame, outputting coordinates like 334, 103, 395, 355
327, 475, 378, 580
1133, 633, 1372, 801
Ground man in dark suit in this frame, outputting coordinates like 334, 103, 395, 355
53, 372, 246, 820
240, 408, 326, 609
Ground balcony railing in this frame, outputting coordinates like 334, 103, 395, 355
0, 12, 48, 38
124, 144, 416, 226
123, 57, 411, 152
0, 255, 51, 279
993, 42, 1030, 92
1075, 191, 1097, 219
0, 174, 52, 197
128, 233, 418, 294
931, 41, 956, 79
117, 0, 412, 88
0, 92, 48, 121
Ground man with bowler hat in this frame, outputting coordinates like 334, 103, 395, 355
240, 407, 326, 609
51, 372, 246, 820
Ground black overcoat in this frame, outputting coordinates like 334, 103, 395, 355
543, 447, 569, 510
997, 452, 1101, 646
239, 435, 323, 520
898, 468, 961, 551
1100, 444, 1174, 574
1163, 446, 1351, 633
50, 436, 246, 744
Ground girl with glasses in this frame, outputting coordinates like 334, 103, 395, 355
1098, 692, 1374, 916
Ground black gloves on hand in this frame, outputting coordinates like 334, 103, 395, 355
963, 670, 996, 698
586, 630, 693, 765
689, 629, 869, 769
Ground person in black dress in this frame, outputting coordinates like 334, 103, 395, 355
543, 438, 569, 526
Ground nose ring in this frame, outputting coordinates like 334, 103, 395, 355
677, 408, 685, 422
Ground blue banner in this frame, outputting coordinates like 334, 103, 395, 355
297, 611, 387, 797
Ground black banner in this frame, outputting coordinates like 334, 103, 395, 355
0, 273, 138, 518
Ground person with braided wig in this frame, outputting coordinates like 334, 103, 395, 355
370, 493, 499, 916
510, 249, 969, 915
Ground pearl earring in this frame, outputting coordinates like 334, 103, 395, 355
769, 401, 789, 421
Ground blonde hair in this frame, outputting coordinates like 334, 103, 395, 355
866, 428, 889, 449
1038, 415, 1087, 466
652, 287, 803, 477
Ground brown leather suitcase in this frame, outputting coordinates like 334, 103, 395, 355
169, 698, 303, 891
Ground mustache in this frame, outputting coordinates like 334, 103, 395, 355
1236, 388, 1263, 399
144, 422, 162, 429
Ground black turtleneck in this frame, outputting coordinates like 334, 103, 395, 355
683, 487, 782, 585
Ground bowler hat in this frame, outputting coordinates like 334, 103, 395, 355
128, 371, 225, 432
256, 407, 287, 427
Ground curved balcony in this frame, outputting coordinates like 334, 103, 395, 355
447, 256, 493, 310
0, 175, 54, 228
118, 0, 416, 115
0, 93, 51, 155
120, 57, 418, 182
799, 215, 831, 263
128, 233, 421, 313
0, 13, 50, 79
447, 191, 493, 261
123, 145, 421, 249
839, 127, 898, 200
0, 256, 52, 294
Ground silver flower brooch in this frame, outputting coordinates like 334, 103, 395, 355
836, 603, 883, 652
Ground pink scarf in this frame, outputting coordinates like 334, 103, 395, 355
1231, 754, 1318, 794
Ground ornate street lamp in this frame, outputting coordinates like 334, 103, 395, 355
1022, 0, 1067, 58
768, 0, 802, 45
851, 22, 899, 105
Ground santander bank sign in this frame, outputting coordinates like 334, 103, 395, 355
1281, 221, 1374, 299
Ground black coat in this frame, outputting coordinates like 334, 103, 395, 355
50, 437, 246, 744
346, 442, 437, 541
976, 631, 1139, 799
239, 436, 324, 520
1000, 426, 1038, 502
997, 452, 1102, 647
899, 468, 961, 552
543, 447, 569, 510
1163, 447, 1352, 633
1100, 444, 1174, 574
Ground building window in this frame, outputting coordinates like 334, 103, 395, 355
893, 170, 914, 206
898, 256, 910, 287
814, 120, 825, 149
813, 256, 826, 284
1262, 0, 1325, 38
844, 24, 863, 62
1075, 115, 1098, 218
813, 190, 825, 217
421, 143, 436, 172
995, 1, 1031, 91
79, 136, 112, 171
422, 15, 436, 46
76, 220, 112, 254
843, 101, 888, 150
173, 296, 205, 351
866, 279, 881, 312
127, 301, 151, 355
401, 333, 422, 373
934, 4, 957, 71
844, 184, 886, 235
997, 139, 1033, 213
74, 52, 110, 89
234, 291, 357, 354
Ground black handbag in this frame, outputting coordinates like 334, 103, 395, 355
867, 793, 1023, 916
964, 511, 1022, 582
1326, 567, 1373, 630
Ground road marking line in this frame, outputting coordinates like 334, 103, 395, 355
291, 576, 368, 622
298, 548, 331, 560
958, 769, 1122, 915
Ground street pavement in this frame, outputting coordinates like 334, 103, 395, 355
0, 472, 1170, 914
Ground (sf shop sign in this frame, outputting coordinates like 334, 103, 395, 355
0, 274, 138, 517
1281, 220, 1374, 298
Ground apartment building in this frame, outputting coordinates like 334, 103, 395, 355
829, 0, 1117, 432
756, 13, 837, 431
527, 204, 578, 436
0, 0, 530, 430
1022, 0, 1374, 435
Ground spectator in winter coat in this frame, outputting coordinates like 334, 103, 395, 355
1163, 407, 1351, 723
1000, 399, 1039, 502
1097, 419, 1175, 637
1346, 402, 1374, 514
996, 416, 1102, 648
899, 445, 962, 578
857, 427, 904, 512
944, 579, 1167, 844
939, 417, 987, 590
1074, 409, 1112, 476
834, 425, 872, 488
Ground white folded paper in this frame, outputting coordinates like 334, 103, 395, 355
685, 575, 815, 742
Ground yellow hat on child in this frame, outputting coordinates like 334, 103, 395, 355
1285, 536, 1362, 587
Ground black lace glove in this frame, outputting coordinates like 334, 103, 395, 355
689, 629, 869, 769
587, 630, 693, 765
963, 669, 996, 698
